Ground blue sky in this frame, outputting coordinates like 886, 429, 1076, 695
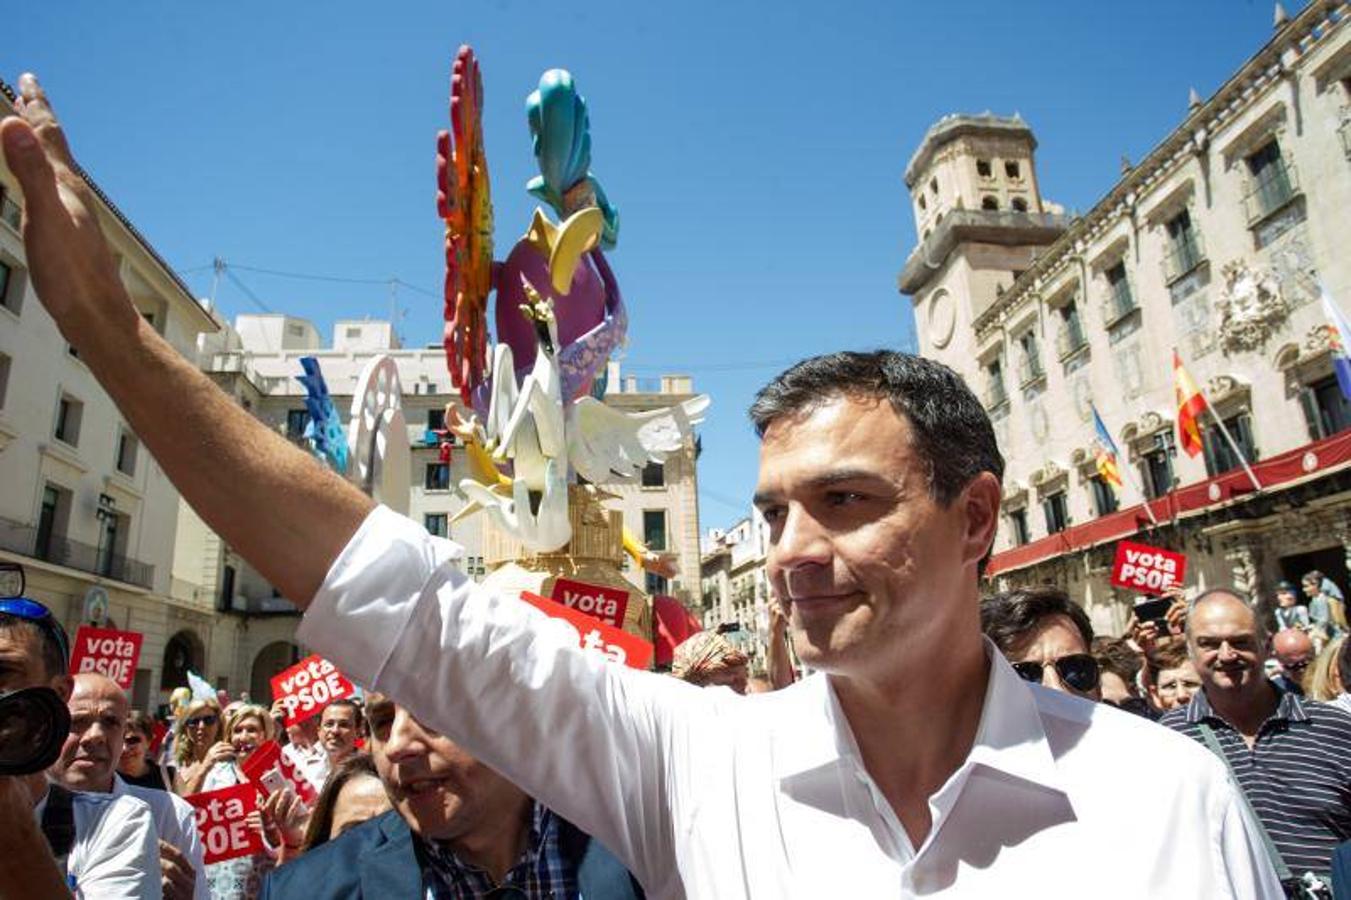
15, 0, 1290, 527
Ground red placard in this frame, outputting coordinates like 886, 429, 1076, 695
521, 592, 653, 670
1111, 541, 1187, 593
186, 783, 262, 864
269, 654, 355, 727
549, 578, 631, 629
239, 740, 318, 806
69, 626, 143, 690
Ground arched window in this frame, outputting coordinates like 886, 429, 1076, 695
981, 196, 999, 211
1011, 197, 1028, 212
917, 194, 927, 211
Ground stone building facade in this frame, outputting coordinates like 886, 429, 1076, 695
899, 2, 1351, 634
699, 511, 772, 669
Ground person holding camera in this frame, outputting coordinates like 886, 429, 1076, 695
0, 597, 159, 898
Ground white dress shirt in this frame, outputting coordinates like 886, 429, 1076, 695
33, 782, 159, 899
299, 506, 1282, 899
112, 775, 210, 900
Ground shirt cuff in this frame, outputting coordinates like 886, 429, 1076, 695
297, 505, 464, 689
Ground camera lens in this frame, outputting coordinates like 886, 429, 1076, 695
0, 687, 71, 776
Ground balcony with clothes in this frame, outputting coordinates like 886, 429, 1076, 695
0, 514, 154, 589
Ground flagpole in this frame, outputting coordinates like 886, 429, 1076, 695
1091, 402, 1159, 526
1176, 347, 1263, 493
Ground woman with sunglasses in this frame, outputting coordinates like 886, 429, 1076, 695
118, 708, 171, 791
174, 697, 230, 795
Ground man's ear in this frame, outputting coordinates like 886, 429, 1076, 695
960, 471, 1002, 569
50, 673, 73, 703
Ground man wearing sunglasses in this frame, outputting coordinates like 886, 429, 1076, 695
1271, 628, 1315, 697
981, 588, 1102, 699
0, 597, 159, 898
1, 74, 1283, 896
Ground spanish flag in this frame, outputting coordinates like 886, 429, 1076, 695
1090, 405, 1123, 490
1174, 350, 1206, 458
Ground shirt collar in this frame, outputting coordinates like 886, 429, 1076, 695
1186, 680, 1310, 725
417, 802, 554, 883
785, 638, 1067, 797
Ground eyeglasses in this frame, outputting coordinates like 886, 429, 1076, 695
1283, 659, 1311, 673
185, 714, 219, 728
1012, 654, 1101, 694
0, 596, 70, 669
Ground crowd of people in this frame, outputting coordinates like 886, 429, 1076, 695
6, 70, 1351, 897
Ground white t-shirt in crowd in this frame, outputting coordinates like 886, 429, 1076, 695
113, 774, 209, 900
33, 782, 159, 899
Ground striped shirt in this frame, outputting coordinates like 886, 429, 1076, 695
1161, 685, 1351, 877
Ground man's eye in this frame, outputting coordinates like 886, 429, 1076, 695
760, 507, 784, 525
826, 491, 865, 506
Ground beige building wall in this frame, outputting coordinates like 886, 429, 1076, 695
900, 4, 1351, 634
0, 74, 225, 711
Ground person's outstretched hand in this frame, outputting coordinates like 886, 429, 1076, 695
1, 73, 133, 337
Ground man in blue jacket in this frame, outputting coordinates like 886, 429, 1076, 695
261, 692, 642, 899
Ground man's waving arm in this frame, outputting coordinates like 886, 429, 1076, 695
0, 74, 371, 605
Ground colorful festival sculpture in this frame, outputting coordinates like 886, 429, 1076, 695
295, 356, 349, 475
436, 45, 708, 561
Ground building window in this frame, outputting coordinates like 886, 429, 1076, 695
929, 177, 938, 196
1203, 413, 1257, 478
424, 462, 450, 491
981, 196, 999, 211
0, 185, 19, 230
1245, 139, 1297, 223
1008, 509, 1030, 546
917, 194, 927, 211
424, 513, 448, 537
0, 352, 9, 410
1011, 197, 1028, 212
54, 395, 83, 447
1104, 261, 1135, 321
0, 259, 18, 315
285, 409, 308, 440
643, 510, 667, 551
1017, 331, 1044, 386
115, 430, 139, 477
1089, 476, 1119, 516
35, 483, 70, 562
218, 565, 236, 611
1141, 434, 1175, 499
1042, 492, 1069, 534
1057, 302, 1087, 358
1301, 376, 1351, 441
97, 512, 125, 578
1005, 160, 1021, 179
1163, 209, 1204, 283
641, 462, 665, 488
976, 159, 992, 179
427, 408, 446, 432
985, 360, 1008, 410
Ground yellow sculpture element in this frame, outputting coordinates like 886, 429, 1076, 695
523, 206, 605, 295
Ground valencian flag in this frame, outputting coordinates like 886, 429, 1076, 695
1090, 405, 1123, 490
1173, 350, 1206, 458
1319, 286, 1351, 401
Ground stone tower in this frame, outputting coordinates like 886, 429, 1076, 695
898, 114, 1065, 367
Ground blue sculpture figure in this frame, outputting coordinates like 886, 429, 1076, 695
295, 356, 349, 474
526, 69, 619, 250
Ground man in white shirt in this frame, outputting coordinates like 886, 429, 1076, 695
50, 673, 208, 900
0, 599, 159, 899
2, 73, 1282, 897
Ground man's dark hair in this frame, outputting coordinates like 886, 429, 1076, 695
980, 587, 1094, 655
748, 351, 1004, 506
0, 613, 68, 680
1091, 636, 1140, 684
324, 697, 367, 735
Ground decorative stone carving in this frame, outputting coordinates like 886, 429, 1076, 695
1216, 260, 1289, 354
1224, 541, 1259, 605
1028, 460, 1067, 492
1002, 481, 1028, 508
1304, 324, 1335, 355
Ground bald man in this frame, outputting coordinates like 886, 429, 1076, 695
1272, 628, 1315, 696
1162, 590, 1351, 884
51, 674, 207, 900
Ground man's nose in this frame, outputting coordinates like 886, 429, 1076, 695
382, 708, 426, 762
771, 506, 832, 571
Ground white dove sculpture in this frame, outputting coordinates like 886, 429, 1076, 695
567, 393, 711, 485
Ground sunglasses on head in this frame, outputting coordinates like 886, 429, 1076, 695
186, 714, 219, 728
0, 595, 71, 670
1012, 654, 1101, 693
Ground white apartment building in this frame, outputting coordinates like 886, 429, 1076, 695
899, 2, 1351, 634
699, 511, 772, 670
0, 76, 224, 711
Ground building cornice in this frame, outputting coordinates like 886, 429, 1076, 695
0, 77, 218, 334
903, 113, 1036, 188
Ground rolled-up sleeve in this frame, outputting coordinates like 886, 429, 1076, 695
298, 505, 705, 890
